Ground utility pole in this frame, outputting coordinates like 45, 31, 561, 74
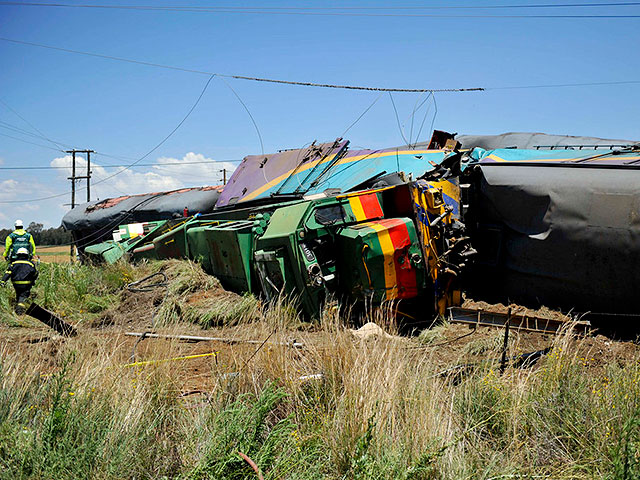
66, 149, 95, 204
220, 168, 227, 185
66, 149, 95, 261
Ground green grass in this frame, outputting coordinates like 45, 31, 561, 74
1, 261, 640, 479
0, 260, 259, 328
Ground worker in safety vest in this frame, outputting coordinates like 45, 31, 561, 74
3, 219, 36, 263
1, 247, 38, 314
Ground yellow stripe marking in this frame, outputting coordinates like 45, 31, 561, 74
431, 179, 460, 203
364, 222, 397, 300
122, 351, 218, 368
349, 196, 366, 221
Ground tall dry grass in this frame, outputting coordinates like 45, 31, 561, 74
1, 262, 639, 479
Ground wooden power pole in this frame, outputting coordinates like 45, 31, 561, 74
66, 149, 94, 260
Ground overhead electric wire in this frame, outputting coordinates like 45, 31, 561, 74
0, 120, 79, 151
1, 2, 639, 17
341, 91, 384, 137
389, 92, 411, 146
3, 37, 640, 93
0, 74, 215, 204
0, 159, 243, 170
0, 37, 484, 93
0, 131, 64, 152
0, 98, 66, 151
218, 77, 264, 156
412, 94, 436, 148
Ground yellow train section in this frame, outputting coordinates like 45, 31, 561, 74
411, 177, 466, 315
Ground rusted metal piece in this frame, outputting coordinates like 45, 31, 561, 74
448, 307, 590, 335
237, 451, 264, 480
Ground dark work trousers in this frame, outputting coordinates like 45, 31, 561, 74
13, 284, 32, 313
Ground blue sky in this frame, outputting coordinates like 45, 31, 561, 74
1, 1, 639, 229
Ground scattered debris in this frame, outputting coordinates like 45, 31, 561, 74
349, 322, 393, 340
125, 331, 303, 348
26, 302, 77, 337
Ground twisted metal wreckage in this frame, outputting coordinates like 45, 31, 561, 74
62, 131, 640, 325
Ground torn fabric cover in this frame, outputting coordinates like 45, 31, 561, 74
465, 163, 640, 314
62, 186, 221, 249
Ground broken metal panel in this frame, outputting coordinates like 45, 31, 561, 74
457, 132, 638, 150
216, 140, 457, 208
472, 146, 640, 166
448, 307, 590, 334
466, 162, 640, 314
215, 140, 349, 208
305, 146, 452, 196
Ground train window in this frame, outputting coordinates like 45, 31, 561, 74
314, 205, 346, 225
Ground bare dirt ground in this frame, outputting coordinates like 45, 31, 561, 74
3, 287, 639, 397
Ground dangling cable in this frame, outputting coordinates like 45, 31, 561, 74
388, 92, 410, 146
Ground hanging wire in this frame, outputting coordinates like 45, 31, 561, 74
388, 92, 411, 146
0, 74, 216, 204
341, 91, 385, 137
217, 76, 264, 156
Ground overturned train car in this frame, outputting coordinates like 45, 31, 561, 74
463, 145, 640, 316
129, 164, 474, 320
66, 132, 640, 321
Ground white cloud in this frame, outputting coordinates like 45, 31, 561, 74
50, 152, 235, 201
154, 152, 237, 183
0, 179, 47, 229
0, 180, 44, 207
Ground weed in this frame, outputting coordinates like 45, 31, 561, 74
1, 261, 639, 479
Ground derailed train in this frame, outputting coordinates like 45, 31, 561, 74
65, 132, 640, 321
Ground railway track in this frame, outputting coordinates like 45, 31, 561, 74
448, 307, 591, 335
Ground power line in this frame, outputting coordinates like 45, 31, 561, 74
389, 92, 411, 146
0, 159, 242, 170
3, 37, 640, 93
218, 77, 264, 156
1, 2, 639, 17
0, 37, 484, 93
341, 91, 384, 137
4, 2, 640, 10
0, 98, 66, 151
0, 131, 64, 152
0, 74, 216, 204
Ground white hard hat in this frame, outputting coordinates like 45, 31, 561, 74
14, 219, 23, 228
16, 247, 29, 256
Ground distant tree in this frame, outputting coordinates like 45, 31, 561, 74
27, 222, 44, 237
38, 226, 72, 246
0, 229, 10, 245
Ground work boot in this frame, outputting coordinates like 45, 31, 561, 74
15, 303, 25, 315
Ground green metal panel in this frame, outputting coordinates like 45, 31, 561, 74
187, 220, 254, 293
153, 224, 189, 259
257, 202, 309, 245
84, 241, 126, 264
336, 224, 387, 301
